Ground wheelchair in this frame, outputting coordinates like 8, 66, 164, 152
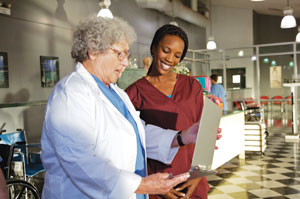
6, 179, 40, 199
0, 130, 42, 199
0, 129, 44, 180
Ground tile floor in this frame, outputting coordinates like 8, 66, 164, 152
31, 111, 300, 199
207, 112, 300, 199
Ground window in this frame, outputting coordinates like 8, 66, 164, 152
211, 68, 246, 89
217, 76, 222, 84
232, 75, 240, 83
40, 56, 60, 87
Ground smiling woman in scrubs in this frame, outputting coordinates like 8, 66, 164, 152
40, 16, 202, 199
126, 24, 211, 199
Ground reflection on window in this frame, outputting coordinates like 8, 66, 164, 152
232, 75, 240, 83
40, 56, 60, 88
211, 68, 245, 89
217, 76, 222, 84
0, 52, 9, 88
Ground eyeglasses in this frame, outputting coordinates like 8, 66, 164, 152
110, 48, 131, 61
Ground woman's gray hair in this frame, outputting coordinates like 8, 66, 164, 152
71, 15, 137, 62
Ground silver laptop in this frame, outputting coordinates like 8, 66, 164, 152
188, 97, 222, 180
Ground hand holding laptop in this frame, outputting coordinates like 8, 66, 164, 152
136, 172, 190, 195
171, 98, 223, 181
180, 122, 200, 145
215, 128, 222, 149
171, 121, 222, 148
167, 98, 223, 198
171, 122, 200, 147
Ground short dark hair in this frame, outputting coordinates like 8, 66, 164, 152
150, 24, 188, 61
210, 74, 218, 82
147, 24, 189, 75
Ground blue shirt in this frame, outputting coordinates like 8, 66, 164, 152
211, 84, 228, 110
92, 75, 146, 199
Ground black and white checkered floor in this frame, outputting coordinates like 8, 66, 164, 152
31, 111, 300, 198
207, 122, 300, 198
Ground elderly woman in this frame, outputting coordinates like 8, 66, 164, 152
40, 16, 201, 199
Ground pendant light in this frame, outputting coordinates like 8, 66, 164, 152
280, 0, 296, 29
296, 26, 300, 42
207, 0, 217, 50
207, 36, 217, 50
169, 1, 178, 27
97, 0, 113, 19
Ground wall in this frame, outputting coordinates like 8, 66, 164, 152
253, 12, 300, 44
208, 6, 253, 49
0, 0, 206, 141
206, 8, 300, 105
207, 6, 255, 101
253, 13, 300, 99
112, 0, 207, 66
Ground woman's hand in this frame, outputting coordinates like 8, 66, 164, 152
171, 122, 199, 147
181, 122, 199, 145
174, 178, 201, 198
180, 125, 222, 146
215, 127, 222, 150
136, 172, 190, 195
161, 188, 186, 199
171, 125, 222, 148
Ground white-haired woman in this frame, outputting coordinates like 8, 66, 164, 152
41, 15, 200, 199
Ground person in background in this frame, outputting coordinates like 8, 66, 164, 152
41, 15, 203, 199
210, 74, 228, 111
143, 56, 152, 75
126, 24, 219, 199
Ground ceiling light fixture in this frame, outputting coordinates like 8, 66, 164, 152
296, 26, 300, 42
169, 1, 178, 26
170, 21, 179, 26
238, 50, 244, 57
280, 0, 296, 29
263, 58, 269, 64
97, 0, 113, 19
206, 0, 217, 50
207, 36, 217, 50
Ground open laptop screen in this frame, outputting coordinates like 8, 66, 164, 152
189, 97, 222, 178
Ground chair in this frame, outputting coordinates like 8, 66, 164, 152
233, 101, 242, 110
233, 100, 246, 110
0, 129, 44, 182
0, 143, 40, 199
244, 97, 258, 108
260, 96, 269, 111
284, 95, 292, 105
285, 96, 292, 110
271, 96, 283, 112
285, 96, 292, 105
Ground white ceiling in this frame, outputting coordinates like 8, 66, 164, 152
210, 0, 300, 18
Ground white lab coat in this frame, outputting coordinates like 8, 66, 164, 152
41, 62, 179, 199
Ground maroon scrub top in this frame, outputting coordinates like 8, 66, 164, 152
126, 74, 209, 199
